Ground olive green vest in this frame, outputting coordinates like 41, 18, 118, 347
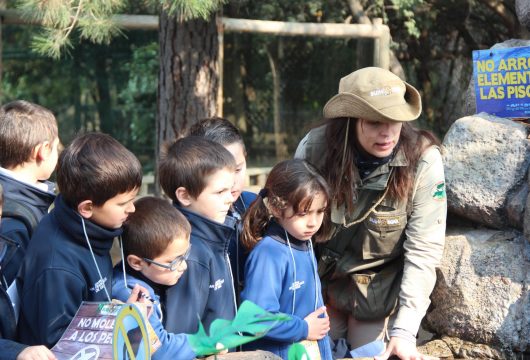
301, 125, 412, 321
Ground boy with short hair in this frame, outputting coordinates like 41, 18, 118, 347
112, 196, 196, 360
188, 118, 257, 299
0, 100, 60, 285
158, 136, 238, 334
16, 132, 142, 347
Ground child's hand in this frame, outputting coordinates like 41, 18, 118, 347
16, 345, 57, 360
126, 284, 151, 304
304, 306, 330, 341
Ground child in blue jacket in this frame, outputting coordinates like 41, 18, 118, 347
112, 197, 197, 360
240, 159, 333, 360
0, 183, 57, 360
188, 117, 257, 300
16, 133, 143, 347
158, 136, 238, 335
0, 100, 59, 285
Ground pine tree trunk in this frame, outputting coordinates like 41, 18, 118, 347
157, 11, 220, 152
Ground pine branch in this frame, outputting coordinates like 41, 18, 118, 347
16, 0, 225, 58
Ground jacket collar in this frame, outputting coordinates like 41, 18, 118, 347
360, 147, 408, 191
53, 194, 120, 256
0, 171, 55, 212
175, 204, 236, 251
266, 221, 310, 251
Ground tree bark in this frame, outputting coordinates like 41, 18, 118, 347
157, 11, 220, 152
156, 11, 220, 194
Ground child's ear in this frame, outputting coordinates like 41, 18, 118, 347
175, 187, 192, 207
31, 143, 44, 162
34, 141, 52, 163
127, 254, 144, 271
77, 200, 94, 219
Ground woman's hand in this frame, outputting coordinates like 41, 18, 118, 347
16, 346, 57, 360
304, 306, 330, 340
374, 337, 439, 360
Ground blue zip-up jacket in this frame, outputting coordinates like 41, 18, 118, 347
0, 170, 55, 285
228, 190, 257, 302
164, 206, 237, 335
112, 265, 196, 360
241, 222, 333, 360
16, 194, 119, 347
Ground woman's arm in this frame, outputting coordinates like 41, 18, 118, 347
393, 146, 447, 338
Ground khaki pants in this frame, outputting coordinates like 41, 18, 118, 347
327, 304, 395, 350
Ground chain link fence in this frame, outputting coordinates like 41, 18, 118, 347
223, 32, 361, 166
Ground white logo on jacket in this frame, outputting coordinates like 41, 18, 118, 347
289, 280, 304, 291
90, 278, 107, 293
209, 278, 225, 291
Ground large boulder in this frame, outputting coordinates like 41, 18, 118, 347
506, 182, 528, 229
516, 0, 530, 32
443, 113, 530, 229
425, 227, 530, 352
418, 336, 506, 359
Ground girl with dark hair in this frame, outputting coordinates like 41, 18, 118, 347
295, 67, 446, 360
240, 159, 333, 360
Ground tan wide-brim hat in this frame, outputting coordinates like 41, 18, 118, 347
323, 67, 422, 122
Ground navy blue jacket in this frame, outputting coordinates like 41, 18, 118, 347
164, 206, 237, 335
16, 195, 119, 347
241, 222, 332, 360
0, 171, 55, 285
228, 190, 257, 302
0, 340, 26, 360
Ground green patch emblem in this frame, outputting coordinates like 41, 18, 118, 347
431, 181, 446, 201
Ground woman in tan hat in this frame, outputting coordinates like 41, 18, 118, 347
295, 67, 446, 360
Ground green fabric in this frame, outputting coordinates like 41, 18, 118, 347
187, 300, 290, 356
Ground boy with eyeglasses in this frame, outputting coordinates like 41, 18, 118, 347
112, 196, 196, 360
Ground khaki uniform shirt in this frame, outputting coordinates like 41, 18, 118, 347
295, 125, 447, 337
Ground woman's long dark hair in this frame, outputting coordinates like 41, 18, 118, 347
241, 159, 331, 251
322, 117, 440, 214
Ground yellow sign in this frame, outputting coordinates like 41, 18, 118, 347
112, 304, 150, 360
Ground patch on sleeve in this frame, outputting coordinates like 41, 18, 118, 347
431, 181, 446, 201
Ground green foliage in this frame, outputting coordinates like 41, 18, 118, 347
77, 17, 122, 44
187, 300, 290, 356
160, 0, 226, 20
15, 0, 225, 58
118, 41, 159, 171
17, 0, 125, 58
2, 24, 159, 171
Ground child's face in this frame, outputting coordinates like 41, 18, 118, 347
187, 168, 235, 223
139, 235, 190, 286
276, 192, 327, 240
224, 142, 247, 202
89, 188, 138, 229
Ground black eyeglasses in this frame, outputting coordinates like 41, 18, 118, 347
142, 244, 191, 271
